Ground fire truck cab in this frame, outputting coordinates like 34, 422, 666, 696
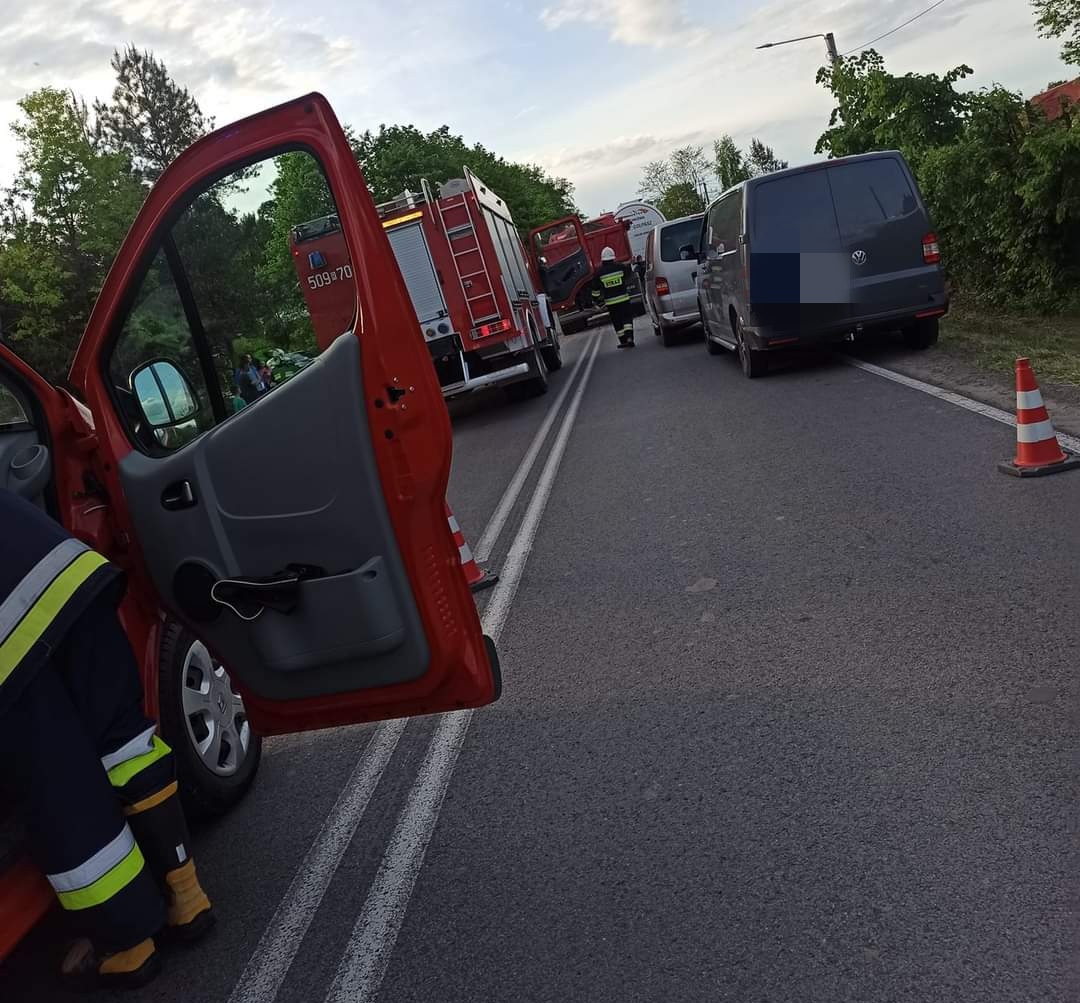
292, 167, 562, 401
527, 212, 639, 334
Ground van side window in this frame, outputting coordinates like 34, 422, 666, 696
829, 158, 918, 239
708, 194, 741, 254
107, 150, 351, 454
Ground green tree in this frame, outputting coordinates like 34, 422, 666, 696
712, 135, 751, 191
637, 144, 708, 212
815, 49, 972, 170
1032, 0, 1080, 66
94, 46, 213, 181
746, 138, 787, 175
352, 124, 576, 231
0, 88, 144, 381
657, 182, 705, 219
255, 152, 335, 353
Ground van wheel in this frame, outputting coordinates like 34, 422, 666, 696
701, 308, 721, 355
158, 620, 261, 818
736, 320, 768, 378
506, 347, 549, 401
902, 317, 939, 350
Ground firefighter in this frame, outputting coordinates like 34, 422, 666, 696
591, 246, 636, 348
0, 488, 213, 990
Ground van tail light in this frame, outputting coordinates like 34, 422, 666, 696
655, 277, 670, 296
471, 317, 513, 341
922, 232, 941, 265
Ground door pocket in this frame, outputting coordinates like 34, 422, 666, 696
247, 558, 405, 673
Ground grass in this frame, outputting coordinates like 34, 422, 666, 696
940, 303, 1080, 386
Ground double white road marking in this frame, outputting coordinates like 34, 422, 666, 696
229, 331, 603, 1003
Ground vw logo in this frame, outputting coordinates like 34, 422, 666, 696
851, 249, 868, 266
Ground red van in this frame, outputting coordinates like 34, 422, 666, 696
0, 93, 500, 960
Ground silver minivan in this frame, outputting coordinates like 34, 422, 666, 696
644, 213, 704, 346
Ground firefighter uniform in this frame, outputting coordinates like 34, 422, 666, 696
0, 489, 212, 989
591, 249, 636, 347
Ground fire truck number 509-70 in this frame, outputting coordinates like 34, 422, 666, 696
308, 264, 354, 289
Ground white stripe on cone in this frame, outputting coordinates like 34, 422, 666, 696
1016, 419, 1058, 444
1016, 389, 1044, 410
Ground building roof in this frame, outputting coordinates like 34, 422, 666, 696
1030, 78, 1080, 121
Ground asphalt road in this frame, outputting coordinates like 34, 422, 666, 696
4, 318, 1078, 1002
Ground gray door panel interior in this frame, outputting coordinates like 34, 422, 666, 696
117, 334, 429, 700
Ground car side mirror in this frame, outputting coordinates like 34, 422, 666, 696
131, 360, 200, 429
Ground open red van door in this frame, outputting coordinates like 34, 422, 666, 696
66, 93, 499, 736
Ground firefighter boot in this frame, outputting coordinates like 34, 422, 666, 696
61, 936, 162, 991
125, 782, 214, 941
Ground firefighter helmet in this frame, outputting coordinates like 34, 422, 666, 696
601, 246, 616, 262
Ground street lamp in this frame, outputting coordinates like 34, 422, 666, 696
756, 31, 839, 64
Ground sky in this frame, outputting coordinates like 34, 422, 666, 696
0, 0, 1069, 216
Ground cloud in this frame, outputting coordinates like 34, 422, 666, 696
0, 0, 357, 104
540, 0, 705, 47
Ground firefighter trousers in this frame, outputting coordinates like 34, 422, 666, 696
0, 592, 189, 952
607, 299, 635, 340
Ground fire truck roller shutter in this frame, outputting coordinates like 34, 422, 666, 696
385, 222, 447, 335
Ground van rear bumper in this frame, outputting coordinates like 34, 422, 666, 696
744, 295, 949, 350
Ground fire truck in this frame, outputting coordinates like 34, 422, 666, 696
291, 168, 562, 400
526, 212, 639, 334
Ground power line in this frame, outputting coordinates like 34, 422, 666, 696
841, 0, 948, 56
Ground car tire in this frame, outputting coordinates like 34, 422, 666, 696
902, 316, 939, 350
158, 620, 261, 818
736, 319, 768, 378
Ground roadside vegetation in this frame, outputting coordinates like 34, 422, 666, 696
0, 48, 576, 386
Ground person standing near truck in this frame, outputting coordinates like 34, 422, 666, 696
591, 246, 636, 348
0, 488, 214, 990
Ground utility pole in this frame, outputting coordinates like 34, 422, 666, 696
756, 31, 840, 65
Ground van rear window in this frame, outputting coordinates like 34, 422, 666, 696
829, 158, 917, 238
751, 170, 838, 251
660, 218, 702, 262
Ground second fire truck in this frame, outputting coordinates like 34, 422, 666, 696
292, 168, 562, 401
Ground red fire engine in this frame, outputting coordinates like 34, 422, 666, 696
291, 168, 562, 400
526, 212, 638, 334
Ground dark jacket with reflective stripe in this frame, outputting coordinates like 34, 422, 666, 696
0, 489, 122, 715
591, 261, 632, 306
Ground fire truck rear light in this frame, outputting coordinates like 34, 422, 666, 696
922, 232, 941, 264
655, 277, 670, 296
472, 318, 513, 340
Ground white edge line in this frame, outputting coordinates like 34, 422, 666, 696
845, 357, 1080, 455
474, 331, 597, 563
227, 718, 407, 1003
227, 335, 599, 1003
323, 333, 604, 1003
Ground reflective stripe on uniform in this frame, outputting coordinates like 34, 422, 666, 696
101, 724, 158, 772
47, 823, 146, 911
107, 734, 171, 789
0, 545, 109, 688
605, 295, 631, 305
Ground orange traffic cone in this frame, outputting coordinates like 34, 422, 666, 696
998, 358, 1080, 477
445, 503, 499, 592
